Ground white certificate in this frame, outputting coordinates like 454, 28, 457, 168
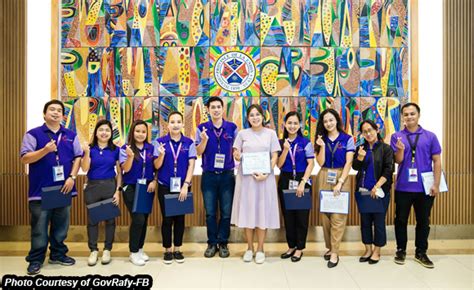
241, 152, 271, 175
421, 171, 448, 195
319, 190, 350, 214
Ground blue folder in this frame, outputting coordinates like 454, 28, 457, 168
132, 183, 155, 214
41, 185, 72, 210
87, 198, 121, 224
355, 191, 385, 213
283, 189, 312, 210
164, 193, 194, 217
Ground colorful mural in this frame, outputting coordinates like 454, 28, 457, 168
60, 0, 410, 146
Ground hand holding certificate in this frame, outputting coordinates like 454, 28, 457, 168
319, 190, 350, 214
421, 171, 448, 195
241, 152, 271, 175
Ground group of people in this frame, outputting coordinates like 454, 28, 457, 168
20, 98, 443, 275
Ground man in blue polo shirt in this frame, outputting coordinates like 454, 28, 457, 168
390, 103, 442, 269
20, 100, 82, 275
196, 97, 238, 258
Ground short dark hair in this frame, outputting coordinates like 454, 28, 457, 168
168, 111, 184, 122
246, 104, 265, 127
401, 102, 420, 114
43, 100, 65, 115
206, 97, 224, 107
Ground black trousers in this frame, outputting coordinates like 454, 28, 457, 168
157, 185, 186, 249
84, 178, 117, 251
122, 184, 150, 253
360, 212, 387, 247
394, 191, 435, 254
277, 172, 310, 250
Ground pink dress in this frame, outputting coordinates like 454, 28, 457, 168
231, 127, 281, 229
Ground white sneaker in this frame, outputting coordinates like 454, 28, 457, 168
243, 250, 253, 262
88, 251, 98, 266
139, 248, 149, 262
255, 251, 265, 264
101, 250, 111, 265
129, 252, 145, 266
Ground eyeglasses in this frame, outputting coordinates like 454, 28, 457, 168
361, 128, 376, 135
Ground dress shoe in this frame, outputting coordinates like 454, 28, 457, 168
359, 256, 371, 263
323, 251, 331, 261
327, 256, 339, 268
368, 257, 380, 264
280, 248, 296, 259
291, 252, 303, 262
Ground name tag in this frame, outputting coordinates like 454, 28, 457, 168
52, 165, 65, 182
289, 180, 299, 190
326, 170, 338, 185
137, 178, 147, 185
170, 177, 181, 192
214, 153, 226, 169
408, 168, 418, 183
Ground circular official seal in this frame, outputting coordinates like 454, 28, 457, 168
214, 51, 256, 92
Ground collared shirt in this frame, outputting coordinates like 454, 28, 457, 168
87, 145, 120, 180
20, 123, 83, 201
155, 134, 197, 187
195, 120, 238, 172
322, 132, 356, 169
279, 135, 315, 173
119, 142, 157, 184
390, 126, 442, 192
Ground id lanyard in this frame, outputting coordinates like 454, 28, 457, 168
213, 127, 223, 153
361, 147, 372, 189
327, 141, 340, 168
139, 149, 147, 179
288, 143, 298, 179
169, 141, 182, 177
407, 134, 420, 168
47, 132, 62, 166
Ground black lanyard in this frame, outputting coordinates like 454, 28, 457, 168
327, 141, 340, 168
407, 134, 420, 166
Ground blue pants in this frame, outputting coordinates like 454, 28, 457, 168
25, 201, 70, 264
201, 170, 235, 245
360, 212, 387, 247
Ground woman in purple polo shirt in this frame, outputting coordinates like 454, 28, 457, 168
120, 120, 158, 266
81, 120, 122, 266
314, 108, 355, 268
155, 111, 196, 265
277, 112, 315, 262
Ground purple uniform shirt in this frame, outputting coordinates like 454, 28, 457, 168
87, 145, 120, 180
119, 142, 157, 184
322, 132, 355, 169
195, 120, 238, 172
20, 124, 83, 201
279, 135, 315, 174
391, 126, 442, 192
155, 134, 197, 187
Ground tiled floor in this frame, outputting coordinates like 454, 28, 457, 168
1, 241, 473, 289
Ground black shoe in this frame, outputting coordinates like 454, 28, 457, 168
27, 263, 41, 275
394, 249, 406, 265
48, 255, 75, 266
173, 251, 185, 263
219, 244, 230, 258
291, 252, 303, 262
327, 256, 339, 268
415, 253, 434, 269
323, 251, 331, 261
163, 252, 173, 264
280, 248, 296, 259
368, 257, 380, 264
204, 244, 218, 258
359, 256, 371, 263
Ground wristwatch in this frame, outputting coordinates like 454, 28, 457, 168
69, 175, 77, 181
184, 181, 192, 186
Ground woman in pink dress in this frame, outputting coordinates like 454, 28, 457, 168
231, 104, 281, 264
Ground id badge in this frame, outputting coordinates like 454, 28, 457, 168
326, 170, 338, 185
214, 153, 226, 169
170, 177, 181, 192
408, 168, 418, 183
137, 178, 147, 185
289, 180, 299, 190
52, 165, 65, 182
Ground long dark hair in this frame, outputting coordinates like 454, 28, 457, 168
246, 104, 265, 127
90, 119, 116, 150
283, 111, 303, 139
314, 108, 344, 153
127, 120, 149, 160
359, 119, 383, 142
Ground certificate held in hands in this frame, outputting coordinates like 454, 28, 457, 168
283, 189, 312, 210
87, 198, 121, 224
164, 192, 194, 217
132, 183, 155, 214
41, 185, 72, 210
241, 152, 271, 175
319, 190, 350, 214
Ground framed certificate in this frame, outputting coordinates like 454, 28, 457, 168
241, 152, 271, 175
319, 190, 350, 214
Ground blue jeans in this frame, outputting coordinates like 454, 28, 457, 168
25, 201, 70, 264
201, 170, 235, 245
